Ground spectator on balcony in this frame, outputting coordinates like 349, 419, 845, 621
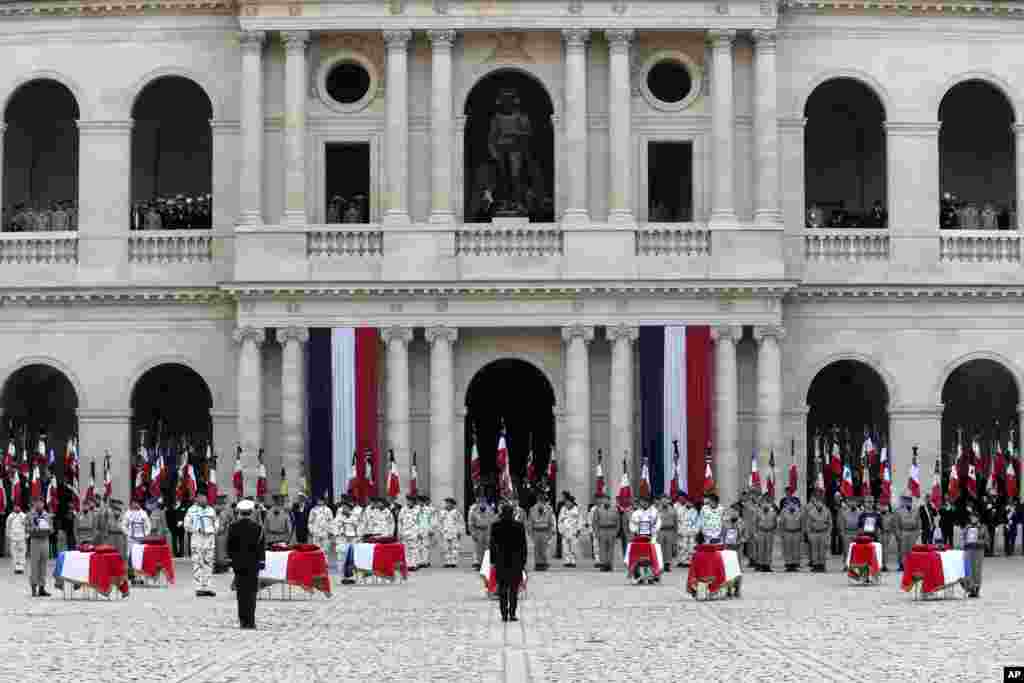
940, 193, 959, 229
869, 200, 887, 229
145, 203, 163, 230
342, 196, 365, 224
981, 203, 998, 230
51, 202, 69, 231
327, 195, 343, 224
829, 201, 848, 228
806, 202, 825, 228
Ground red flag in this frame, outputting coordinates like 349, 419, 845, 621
84, 471, 96, 509
470, 439, 481, 485
948, 462, 960, 500
787, 461, 798, 496
30, 464, 42, 500
704, 443, 715, 496
526, 448, 537, 483
749, 450, 761, 491
103, 454, 112, 500
859, 457, 871, 498
387, 451, 401, 498
966, 461, 977, 497
830, 440, 842, 477
638, 457, 651, 499
65, 439, 79, 485
595, 452, 606, 497
256, 448, 268, 499
47, 475, 59, 513
669, 442, 681, 500
0, 480, 6, 514
3, 441, 13, 472
150, 454, 164, 498
814, 462, 825, 494
616, 458, 632, 510
65, 481, 80, 514
409, 453, 418, 498
11, 470, 22, 510
765, 450, 775, 499
929, 460, 942, 509
207, 464, 218, 505
840, 464, 854, 498
232, 446, 244, 499
862, 433, 877, 468
908, 451, 921, 499
1007, 458, 1018, 499
547, 446, 557, 482
496, 430, 513, 500
133, 465, 146, 502
879, 455, 892, 505
496, 431, 508, 471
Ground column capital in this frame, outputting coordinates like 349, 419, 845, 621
381, 325, 414, 346
383, 29, 413, 50
239, 30, 266, 54
562, 28, 591, 49
710, 325, 742, 343
275, 326, 309, 345
604, 29, 634, 52
751, 29, 777, 49
233, 325, 266, 346
562, 324, 595, 343
425, 325, 458, 345
753, 324, 786, 343
605, 324, 639, 343
706, 29, 736, 49
427, 29, 457, 48
1012, 123, 1024, 136
281, 30, 309, 53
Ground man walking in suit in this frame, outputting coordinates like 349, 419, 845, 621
489, 504, 527, 623
228, 499, 266, 630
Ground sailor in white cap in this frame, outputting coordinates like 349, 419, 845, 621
228, 499, 265, 628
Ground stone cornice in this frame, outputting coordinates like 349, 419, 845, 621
0, 287, 231, 305
781, 0, 1024, 16
791, 285, 1024, 300
0, 0, 235, 17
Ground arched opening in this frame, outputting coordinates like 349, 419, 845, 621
0, 364, 79, 527
806, 360, 889, 529
804, 78, 888, 228
2, 79, 80, 232
130, 363, 213, 554
463, 70, 555, 223
464, 358, 556, 513
939, 80, 1016, 229
130, 76, 213, 230
940, 359, 1019, 501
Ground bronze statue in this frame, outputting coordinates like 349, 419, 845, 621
487, 88, 533, 215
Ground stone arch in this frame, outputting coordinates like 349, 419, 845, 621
126, 355, 218, 411
933, 71, 1021, 123
458, 351, 561, 409
458, 65, 559, 119
1, 70, 88, 121
933, 351, 1023, 409
801, 352, 896, 410
793, 68, 891, 121
0, 355, 85, 410
124, 67, 220, 121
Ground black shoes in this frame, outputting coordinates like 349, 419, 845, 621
509, 615, 519, 622
37, 588, 50, 597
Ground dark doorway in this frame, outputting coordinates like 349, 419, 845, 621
325, 142, 370, 224
648, 141, 693, 222
464, 359, 556, 514
2, 79, 80, 231
130, 77, 213, 230
463, 70, 555, 223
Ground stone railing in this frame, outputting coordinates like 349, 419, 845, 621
939, 230, 1021, 263
129, 229, 213, 263
455, 225, 563, 256
635, 224, 711, 256
0, 231, 78, 264
307, 226, 384, 257
804, 229, 890, 262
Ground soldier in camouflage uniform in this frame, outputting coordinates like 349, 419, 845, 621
439, 497, 464, 568
803, 490, 832, 572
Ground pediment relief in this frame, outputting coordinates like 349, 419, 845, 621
484, 32, 535, 64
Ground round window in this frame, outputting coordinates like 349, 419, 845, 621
325, 62, 371, 105
646, 60, 692, 104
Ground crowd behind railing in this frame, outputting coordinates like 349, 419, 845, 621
940, 194, 1016, 230
2, 201, 78, 232
131, 194, 212, 230
805, 200, 888, 229
325, 194, 370, 224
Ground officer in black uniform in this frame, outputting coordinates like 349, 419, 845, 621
228, 499, 266, 629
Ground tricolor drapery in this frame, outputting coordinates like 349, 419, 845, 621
638, 326, 712, 499
307, 328, 379, 502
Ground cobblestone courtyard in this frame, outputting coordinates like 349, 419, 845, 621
0, 552, 1021, 683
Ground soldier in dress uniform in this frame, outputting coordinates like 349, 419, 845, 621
656, 496, 677, 571
183, 495, 219, 596
227, 499, 265, 629
468, 493, 495, 569
838, 494, 860, 553
896, 495, 919, 572
677, 495, 701, 567
528, 494, 555, 571
150, 500, 173, 549
308, 495, 334, 553
264, 495, 293, 547
755, 493, 778, 572
122, 499, 151, 584
7, 504, 27, 573
75, 498, 98, 547
438, 498, 464, 568
592, 493, 620, 572
779, 496, 803, 572
107, 499, 128, 559
332, 497, 360, 581
557, 495, 581, 568
803, 490, 832, 573
880, 498, 900, 572
214, 496, 234, 573
399, 497, 419, 570
27, 498, 54, 596
417, 495, 437, 568
741, 489, 759, 565
962, 506, 987, 598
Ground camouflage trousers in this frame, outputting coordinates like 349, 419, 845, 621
442, 535, 460, 566
676, 533, 697, 564
190, 535, 215, 591
10, 539, 26, 572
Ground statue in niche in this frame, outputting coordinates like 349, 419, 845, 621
487, 88, 534, 216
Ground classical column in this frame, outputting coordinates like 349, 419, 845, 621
753, 325, 785, 463
383, 30, 412, 225
277, 326, 308, 498
382, 326, 413, 483
607, 324, 638, 489
562, 29, 590, 224
712, 325, 740, 504
426, 325, 458, 499
708, 30, 737, 226
1016, 124, 1024, 230
606, 30, 634, 224
234, 326, 266, 492
0, 123, 5, 225
752, 30, 780, 227
889, 404, 941, 500
238, 30, 265, 226
282, 31, 310, 226
77, 120, 132, 276
428, 30, 456, 225
562, 324, 595, 500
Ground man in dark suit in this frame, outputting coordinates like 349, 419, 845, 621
488, 504, 527, 623
228, 499, 266, 630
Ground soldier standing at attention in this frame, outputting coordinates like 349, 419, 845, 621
468, 493, 494, 569
6, 504, 27, 574
558, 495, 581, 568
528, 493, 555, 571
399, 497, 419, 570
880, 498, 901, 572
896, 495, 920, 572
150, 500, 173, 548
214, 496, 234, 573
227, 499, 265, 629
803, 490, 832, 572
438, 498, 464, 568
27, 498, 53, 597
264, 495, 292, 547
184, 496, 219, 597
107, 499, 128, 559
779, 496, 803, 572
756, 493, 778, 572
656, 496, 678, 572
308, 495, 333, 552
677, 496, 701, 567
593, 493, 620, 572
962, 506, 987, 598
75, 498, 97, 547
839, 495, 860, 553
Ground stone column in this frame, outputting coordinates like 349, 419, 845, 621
712, 325, 741, 504
0, 123, 5, 225
426, 325, 458, 499
382, 326, 413, 483
282, 31, 310, 226
234, 326, 266, 493
77, 120, 131, 278
238, 30, 265, 226
889, 405, 941, 500
562, 29, 590, 224
383, 30, 412, 225
78, 411, 132, 503
1016, 124, 1024, 229
607, 324, 638, 490
277, 326, 308, 498
428, 30, 456, 225
562, 324, 594, 500
754, 325, 785, 461
752, 30, 780, 227
606, 29, 634, 224
708, 30, 737, 226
